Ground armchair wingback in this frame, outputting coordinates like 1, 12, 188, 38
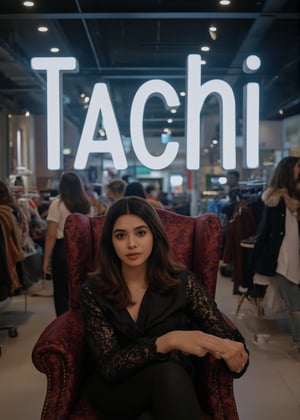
32, 210, 240, 420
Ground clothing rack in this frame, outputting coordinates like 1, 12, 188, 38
235, 238, 267, 316
0, 213, 28, 356
0, 226, 18, 356
222, 196, 266, 304
238, 181, 266, 198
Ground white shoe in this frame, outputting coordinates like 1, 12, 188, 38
27, 279, 53, 297
27, 279, 43, 294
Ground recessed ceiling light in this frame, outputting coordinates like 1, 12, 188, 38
38, 26, 48, 33
23, 1, 34, 7
50, 47, 60, 53
167, 118, 173, 123
201, 60, 207, 65
201, 46, 210, 52
179, 91, 186, 97
219, 0, 231, 5
170, 108, 177, 114
209, 25, 217, 40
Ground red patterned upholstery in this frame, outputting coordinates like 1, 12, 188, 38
32, 209, 240, 420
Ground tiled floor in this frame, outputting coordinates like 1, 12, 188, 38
217, 276, 300, 420
0, 273, 300, 420
0, 291, 55, 420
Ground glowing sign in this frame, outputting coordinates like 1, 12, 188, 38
130, 80, 180, 170
31, 54, 260, 171
186, 54, 236, 170
74, 83, 127, 170
31, 57, 78, 170
243, 55, 261, 169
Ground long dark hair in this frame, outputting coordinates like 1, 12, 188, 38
89, 196, 184, 308
268, 156, 300, 197
59, 172, 91, 214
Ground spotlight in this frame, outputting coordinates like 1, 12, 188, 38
209, 25, 217, 40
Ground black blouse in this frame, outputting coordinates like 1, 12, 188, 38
80, 270, 247, 383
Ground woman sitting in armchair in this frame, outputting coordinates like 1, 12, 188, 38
80, 196, 249, 420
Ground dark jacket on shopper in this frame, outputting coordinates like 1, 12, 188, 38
253, 189, 300, 276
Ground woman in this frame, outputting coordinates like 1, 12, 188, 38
254, 156, 300, 351
0, 180, 25, 293
96, 179, 127, 216
43, 172, 93, 316
80, 196, 249, 420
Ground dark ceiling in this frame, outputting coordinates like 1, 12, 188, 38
0, 0, 299, 139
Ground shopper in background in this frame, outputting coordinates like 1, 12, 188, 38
124, 181, 147, 199
43, 172, 94, 316
80, 196, 249, 419
30, 192, 49, 220
220, 170, 241, 273
226, 170, 241, 201
106, 179, 127, 204
253, 156, 300, 352
221, 170, 241, 219
125, 181, 168, 210
96, 179, 127, 215
145, 184, 164, 209
84, 183, 107, 216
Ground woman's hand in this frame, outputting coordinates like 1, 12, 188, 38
42, 221, 57, 276
156, 330, 215, 358
156, 331, 248, 373
215, 339, 248, 373
43, 259, 52, 275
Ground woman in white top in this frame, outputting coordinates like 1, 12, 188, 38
253, 156, 300, 352
43, 172, 94, 316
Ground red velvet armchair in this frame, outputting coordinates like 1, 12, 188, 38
32, 209, 240, 420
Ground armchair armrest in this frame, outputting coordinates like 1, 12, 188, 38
32, 310, 86, 420
196, 354, 239, 420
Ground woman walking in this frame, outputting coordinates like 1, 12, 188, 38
43, 172, 93, 316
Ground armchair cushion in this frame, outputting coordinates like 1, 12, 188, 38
32, 210, 240, 420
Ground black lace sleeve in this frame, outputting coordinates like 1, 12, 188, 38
185, 271, 245, 343
80, 284, 164, 383
185, 271, 249, 378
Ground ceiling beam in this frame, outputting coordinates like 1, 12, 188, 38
0, 12, 299, 20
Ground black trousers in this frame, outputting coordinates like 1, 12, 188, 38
86, 360, 203, 420
51, 238, 69, 316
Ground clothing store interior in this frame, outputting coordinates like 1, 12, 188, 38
0, 1, 300, 419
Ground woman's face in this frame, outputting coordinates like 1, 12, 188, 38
112, 214, 153, 270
